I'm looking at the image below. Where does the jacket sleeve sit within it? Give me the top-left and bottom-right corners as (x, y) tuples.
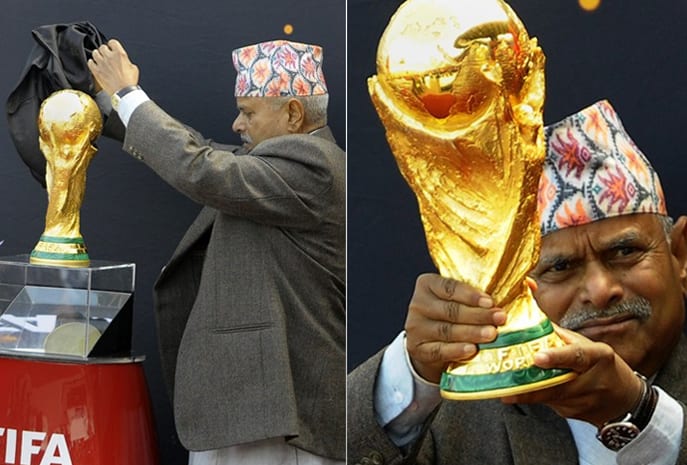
(122, 100), (342, 228)
(348, 350), (439, 465)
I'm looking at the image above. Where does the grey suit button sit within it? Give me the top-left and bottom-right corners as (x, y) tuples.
(359, 451), (384, 465)
(128, 147), (142, 159)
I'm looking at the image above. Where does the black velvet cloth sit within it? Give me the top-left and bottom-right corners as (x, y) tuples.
(6, 21), (125, 187)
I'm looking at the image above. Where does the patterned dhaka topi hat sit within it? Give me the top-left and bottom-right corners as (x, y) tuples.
(231, 39), (328, 97)
(538, 100), (667, 236)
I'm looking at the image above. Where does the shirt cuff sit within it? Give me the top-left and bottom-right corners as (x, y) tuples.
(616, 386), (683, 465)
(374, 331), (442, 447)
(116, 88), (150, 127)
(375, 332), (416, 426)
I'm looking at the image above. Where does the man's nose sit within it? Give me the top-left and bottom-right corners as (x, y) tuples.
(232, 115), (243, 134)
(579, 261), (624, 310)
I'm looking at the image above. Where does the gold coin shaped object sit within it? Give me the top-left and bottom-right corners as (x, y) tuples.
(44, 322), (101, 356)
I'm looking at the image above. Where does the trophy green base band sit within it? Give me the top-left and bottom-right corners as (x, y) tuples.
(30, 235), (90, 267)
(440, 319), (577, 400)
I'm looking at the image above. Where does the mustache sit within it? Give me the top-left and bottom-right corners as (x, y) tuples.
(558, 297), (652, 331)
(241, 134), (253, 145)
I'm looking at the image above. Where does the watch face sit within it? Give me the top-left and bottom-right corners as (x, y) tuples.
(598, 422), (640, 451)
(111, 94), (120, 112)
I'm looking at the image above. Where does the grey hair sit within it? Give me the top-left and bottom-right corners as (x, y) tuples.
(268, 94), (329, 126)
(660, 215), (674, 240)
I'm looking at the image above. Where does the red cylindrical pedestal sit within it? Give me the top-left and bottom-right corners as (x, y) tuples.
(0, 356), (159, 465)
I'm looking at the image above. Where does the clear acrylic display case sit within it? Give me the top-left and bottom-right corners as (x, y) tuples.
(0, 254), (135, 360)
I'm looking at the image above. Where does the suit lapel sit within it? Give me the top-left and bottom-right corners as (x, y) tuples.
(655, 335), (687, 462)
(503, 404), (579, 465)
(656, 335), (687, 399)
(158, 206), (216, 281)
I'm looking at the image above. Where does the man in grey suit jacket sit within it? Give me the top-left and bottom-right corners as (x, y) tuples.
(89, 38), (344, 464)
(348, 101), (687, 464)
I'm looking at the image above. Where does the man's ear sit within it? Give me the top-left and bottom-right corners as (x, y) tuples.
(670, 216), (687, 293)
(286, 98), (305, 133)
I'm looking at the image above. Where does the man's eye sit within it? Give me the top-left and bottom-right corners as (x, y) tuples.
(617, 246), (638, 256)
(533, 259), (572, 282)
(549, 260), (570, 272)
(609, 246), (643, 261)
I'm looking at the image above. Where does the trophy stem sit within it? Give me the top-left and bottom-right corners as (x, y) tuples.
(440, 287), (576, 400)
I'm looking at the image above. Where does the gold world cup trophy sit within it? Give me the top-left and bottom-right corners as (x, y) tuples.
(30, 89), (103, 267)
(369, 0), (576, 399)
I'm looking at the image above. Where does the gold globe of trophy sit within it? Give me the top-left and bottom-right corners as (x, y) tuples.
(30, 89), (103, 268)
(369, 0), (576, 399)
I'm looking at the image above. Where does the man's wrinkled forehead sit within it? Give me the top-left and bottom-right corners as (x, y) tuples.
(236, 96), (270, 112)
(537, 213), (663, 262)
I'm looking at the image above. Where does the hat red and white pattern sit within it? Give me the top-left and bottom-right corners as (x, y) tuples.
(538, 100), (666, 236)
(232, 40), (328, 97)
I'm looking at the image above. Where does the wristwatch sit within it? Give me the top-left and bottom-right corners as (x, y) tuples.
(596, 372), (658, 451)
(110, 85), (141, 112)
